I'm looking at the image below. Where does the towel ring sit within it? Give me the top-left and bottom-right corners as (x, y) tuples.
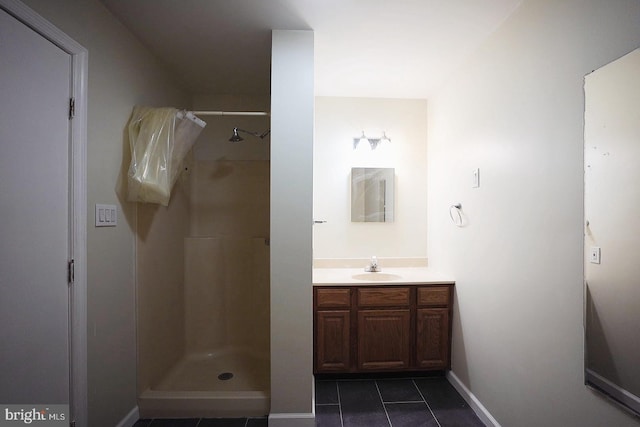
(449, 203), (463, 227)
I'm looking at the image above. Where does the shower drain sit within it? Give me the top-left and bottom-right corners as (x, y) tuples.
(218, 372), (234, 381)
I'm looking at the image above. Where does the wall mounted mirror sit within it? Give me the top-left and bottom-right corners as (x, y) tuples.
(351, 167), (395, 222)
(584, 47), (640, 416)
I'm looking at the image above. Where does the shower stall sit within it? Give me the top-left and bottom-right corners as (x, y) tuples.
(136, 102), (270, 418)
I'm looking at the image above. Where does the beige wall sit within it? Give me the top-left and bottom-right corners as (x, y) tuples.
(314, 97), (428, 260)
(19, 0), (189, 425)
(427, 0), (640, 426)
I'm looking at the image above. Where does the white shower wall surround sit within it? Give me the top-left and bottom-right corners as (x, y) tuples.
(185, 237), (270, 357)
(188, 160), (270, 238)
(139, 237), (270, 418)
(137, 156), (271, 419)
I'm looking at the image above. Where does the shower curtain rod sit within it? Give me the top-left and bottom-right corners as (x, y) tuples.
(192, 110), (270, 117)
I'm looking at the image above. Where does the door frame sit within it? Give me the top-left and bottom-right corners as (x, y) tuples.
(0, 0), (88, 425)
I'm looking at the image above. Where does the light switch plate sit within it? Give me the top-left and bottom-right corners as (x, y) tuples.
(95, 204), (117, 227)
(589, 247), (601, 264)
(472, 168), (480, 188)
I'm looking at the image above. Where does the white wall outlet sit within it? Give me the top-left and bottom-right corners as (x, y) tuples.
(472, 168), (480, 188)
(589, 246), (601, 264)
(95, 204), (117, 227)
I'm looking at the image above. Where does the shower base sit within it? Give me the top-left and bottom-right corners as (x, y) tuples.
(139, 347), (270, 418)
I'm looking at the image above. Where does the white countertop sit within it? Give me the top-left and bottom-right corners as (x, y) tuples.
(313, 267), (455, 286)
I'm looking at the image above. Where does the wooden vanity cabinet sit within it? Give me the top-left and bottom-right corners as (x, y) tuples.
(314, 284), (454, 374)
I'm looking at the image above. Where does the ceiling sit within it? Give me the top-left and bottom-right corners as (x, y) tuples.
(100, 0), (522, 99)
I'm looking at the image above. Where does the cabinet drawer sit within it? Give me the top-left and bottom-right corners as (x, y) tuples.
(357, 287), (410, 307)
(316, 288), (351, 308)
(417, 286), (450, 307)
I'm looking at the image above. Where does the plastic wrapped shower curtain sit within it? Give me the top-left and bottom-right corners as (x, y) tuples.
(127, 106), (206, 206)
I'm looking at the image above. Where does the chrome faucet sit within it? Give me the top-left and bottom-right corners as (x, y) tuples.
(365, 256), (380, 272)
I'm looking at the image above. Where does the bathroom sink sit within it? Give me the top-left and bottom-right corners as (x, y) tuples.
(352, 273), (403, 281)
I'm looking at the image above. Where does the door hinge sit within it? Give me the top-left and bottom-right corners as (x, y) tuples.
(69, 97), (75, 119)
(70, 421), (75, 427)
(68, 259), (75, 285)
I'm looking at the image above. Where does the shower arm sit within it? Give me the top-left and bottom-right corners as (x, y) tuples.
(235, 128), (270, 139)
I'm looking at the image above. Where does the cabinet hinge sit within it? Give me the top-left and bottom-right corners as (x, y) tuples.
(69, 97), (75, 119)
(68, 259), (74, 285)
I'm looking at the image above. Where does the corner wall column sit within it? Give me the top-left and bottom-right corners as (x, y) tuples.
(269, 29), (315, 427)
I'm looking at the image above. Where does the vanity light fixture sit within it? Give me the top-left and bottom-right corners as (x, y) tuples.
(352, 130), (391, 150)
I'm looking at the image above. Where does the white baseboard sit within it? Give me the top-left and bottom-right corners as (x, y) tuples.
(446, 371), (501, 427)
(586, 368), (640, 415)
(115, 406), (140, 427)
(268, 412), (315, 427)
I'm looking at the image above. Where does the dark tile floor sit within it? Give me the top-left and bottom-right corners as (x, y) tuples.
(134, 376), (484, 427)
(315, 376), (486, 427)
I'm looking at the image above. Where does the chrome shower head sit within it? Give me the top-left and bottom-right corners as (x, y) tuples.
(229, 128), (244, 142)
(228, 127), (270, 142)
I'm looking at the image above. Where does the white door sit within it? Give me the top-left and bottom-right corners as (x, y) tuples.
(0, 7), (72, 404)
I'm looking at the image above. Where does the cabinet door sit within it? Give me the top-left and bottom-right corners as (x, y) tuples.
(358, 309), (410, 370)
(315, 310), (351, 372)
(416, 308), (450, 369)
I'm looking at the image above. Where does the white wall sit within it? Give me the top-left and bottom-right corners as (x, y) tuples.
(314, 97), (428, 260)
(427, 0), (640, 426)
(19, 1), (189, 426)
(270, 30), (315, 427)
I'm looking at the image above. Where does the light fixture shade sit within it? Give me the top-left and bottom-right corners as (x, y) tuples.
(353, 131), (368, 150)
